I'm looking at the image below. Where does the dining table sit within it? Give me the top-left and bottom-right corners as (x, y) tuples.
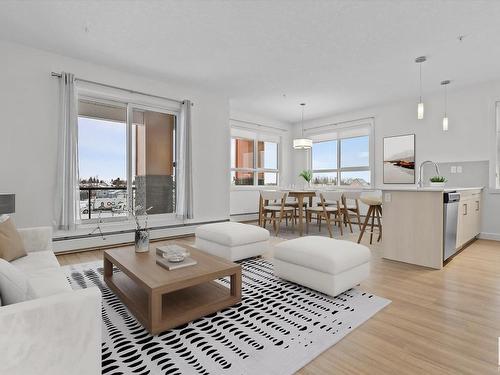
(258, 189), (316, 237)
(287, 190), (316, 236)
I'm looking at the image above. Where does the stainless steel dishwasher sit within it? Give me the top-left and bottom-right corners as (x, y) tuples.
(443, 191), (461, 261)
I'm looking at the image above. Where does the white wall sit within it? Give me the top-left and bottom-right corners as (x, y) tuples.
(0, 41), (230, 231)
(229, 110), (293, 218)
(292, 79), (500, 238)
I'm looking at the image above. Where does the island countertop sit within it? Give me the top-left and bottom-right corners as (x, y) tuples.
(378, 186), (484, 192)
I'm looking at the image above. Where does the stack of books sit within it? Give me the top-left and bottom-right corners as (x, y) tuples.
(156, 244), (197, 270)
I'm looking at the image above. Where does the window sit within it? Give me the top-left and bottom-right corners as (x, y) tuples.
(496, 102), (500, 188)
(231, 138), (255, 185)
(310, 123), (372, 187)
(230, 129), (279, 186)
(78, 98), (177, 221)
(257, 141), (278, 185)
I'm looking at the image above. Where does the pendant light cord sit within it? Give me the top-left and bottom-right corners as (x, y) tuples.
(419, 63), (423, 102)
(301, 106), (305, 136)
(444, 84), (447, 116)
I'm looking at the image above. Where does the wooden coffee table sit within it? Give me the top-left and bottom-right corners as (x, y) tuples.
(103, 244), (242, 335)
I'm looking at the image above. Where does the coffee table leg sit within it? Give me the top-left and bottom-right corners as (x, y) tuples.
(104, 256), (113, 278)
(230, 269), (242, 299)
(149, 292), (162, 335)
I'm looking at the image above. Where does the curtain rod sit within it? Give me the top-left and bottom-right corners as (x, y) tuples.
(51, 72), (191, 105)
(230, 118), (288, 133)
(304, 116), (374, 132)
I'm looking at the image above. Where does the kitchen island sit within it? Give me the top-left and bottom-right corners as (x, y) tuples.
(381, 187), (483, 269)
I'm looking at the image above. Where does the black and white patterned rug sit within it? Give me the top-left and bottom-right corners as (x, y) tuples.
(64, 258), (390, 375)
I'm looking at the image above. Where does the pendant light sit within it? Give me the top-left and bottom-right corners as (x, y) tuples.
(293, 103), (312, 149)
(441, 80), (450, 131)
(415, 56), (427, 120)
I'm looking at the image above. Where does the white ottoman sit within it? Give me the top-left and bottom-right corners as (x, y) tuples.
(273, 236), (370, 296)
(195, 222), (270, 261)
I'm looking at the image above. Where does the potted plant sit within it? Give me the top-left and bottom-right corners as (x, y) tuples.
(299, 170), (313, 188)
(429, 176), (447, 188)
(128, 205), (153, 253)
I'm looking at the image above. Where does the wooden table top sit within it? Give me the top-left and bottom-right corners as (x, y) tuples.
(287, 190), (316, 196)
(104, 244), (240, 291)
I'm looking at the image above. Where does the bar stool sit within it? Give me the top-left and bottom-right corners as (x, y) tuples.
(357, 191), (382, 244)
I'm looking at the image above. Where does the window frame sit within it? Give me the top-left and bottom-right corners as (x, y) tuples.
(230, 132), (280, 188)
(309, 121), (374, 188)
(494, 101), (500, 191)
(77, 94), (179, 223)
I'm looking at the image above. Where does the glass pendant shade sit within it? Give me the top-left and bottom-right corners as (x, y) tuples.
(417, 102), (424, 120)
(293, 138), (313, 149)
(442, 117), (449, 132)
(415, 56), (426, 120)
(441, 80), (451, 132)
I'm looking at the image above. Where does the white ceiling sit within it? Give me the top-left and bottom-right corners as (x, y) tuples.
(2, 1), (500, 122)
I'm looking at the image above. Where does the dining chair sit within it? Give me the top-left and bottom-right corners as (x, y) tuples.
(259, 190), (295, 235)
(341, 190), (363, 233)
(306, 191), (344, 237)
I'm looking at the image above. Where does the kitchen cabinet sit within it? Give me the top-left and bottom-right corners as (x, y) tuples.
(382, 187), (483, 270)
(456, 189), (481, 249)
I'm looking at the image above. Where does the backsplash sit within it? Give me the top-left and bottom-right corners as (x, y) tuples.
(422, 160), (489, 188)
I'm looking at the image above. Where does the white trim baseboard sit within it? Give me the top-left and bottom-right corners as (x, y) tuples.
(478, 232), (500, 241)
(230, 213), (259, 222)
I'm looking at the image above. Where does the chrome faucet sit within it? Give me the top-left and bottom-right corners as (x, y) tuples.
(417, 160), (441, 188)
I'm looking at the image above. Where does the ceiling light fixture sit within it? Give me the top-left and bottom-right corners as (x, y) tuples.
(293, 103), (312, 149)
(415, 56), (427, 120)
(441, 80), (451, 131)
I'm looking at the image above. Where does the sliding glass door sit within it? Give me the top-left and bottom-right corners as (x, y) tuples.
(129, 106), (176, 216)
(78, 97), (177, 222)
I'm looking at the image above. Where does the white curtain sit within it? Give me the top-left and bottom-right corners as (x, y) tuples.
(176, 100), (194, 219)
(53, 72), (79, 231)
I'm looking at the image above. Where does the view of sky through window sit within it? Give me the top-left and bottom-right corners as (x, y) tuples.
(78, 117), (127, 182)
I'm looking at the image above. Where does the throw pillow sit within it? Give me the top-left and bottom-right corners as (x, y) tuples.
(0, 259), (37, 305)
(0, 218), (27, 261)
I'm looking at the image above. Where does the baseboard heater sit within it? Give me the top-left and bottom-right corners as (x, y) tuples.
(230, 212), (259, 217)
(53, 218), (229, 242)
(52, 218), (229, 253)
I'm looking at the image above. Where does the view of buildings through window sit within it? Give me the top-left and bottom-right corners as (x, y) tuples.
(312, 135), (370, 187)
(231, 137), (279, 186)
(78, 99), (176, 220)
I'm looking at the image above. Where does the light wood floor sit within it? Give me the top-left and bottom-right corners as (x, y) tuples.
(57, 225), (500, 375)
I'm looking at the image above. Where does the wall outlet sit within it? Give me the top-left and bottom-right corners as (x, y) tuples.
(451, 166), (457, 173)
(384, 193), (392, 202)
(457, 166), (463, 173)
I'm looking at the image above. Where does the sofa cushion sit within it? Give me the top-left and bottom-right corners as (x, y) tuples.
(0, 258), (37, 305)
(26, 268), (72, 297)
(0, 218), (27, 261)
(196, 222), (270, 246)
(274, 236), (370, 275)
(10, 251), (71, 297)
(11, 250), (60, 274)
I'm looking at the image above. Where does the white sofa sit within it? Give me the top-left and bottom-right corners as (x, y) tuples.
(274, 236), (371, 297)
(0, 227), (102, 375)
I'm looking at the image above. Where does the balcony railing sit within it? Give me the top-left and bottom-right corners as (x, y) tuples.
(79, 186), (130, 220)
